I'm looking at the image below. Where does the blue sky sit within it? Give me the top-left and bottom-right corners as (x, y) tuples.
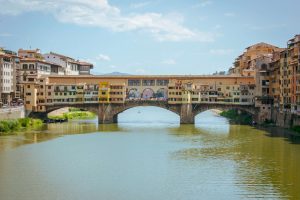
(0, 0), (299, 75)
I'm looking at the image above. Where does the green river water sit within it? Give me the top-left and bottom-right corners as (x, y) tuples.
(0, 107), (299, 200)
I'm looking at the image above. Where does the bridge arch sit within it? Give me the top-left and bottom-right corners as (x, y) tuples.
(117, 106), (180, 123)
(45, 104), (99, 115)
(98, 101), (182, 124)
(28, 103), (100, 119)
(192, 104), (258, 123)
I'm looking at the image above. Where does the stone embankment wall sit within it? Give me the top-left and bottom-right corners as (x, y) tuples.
(0, 106), (25, 120)
(271, 108), (299, 128)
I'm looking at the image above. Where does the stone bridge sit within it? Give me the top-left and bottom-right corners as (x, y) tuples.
(29, 101), (260, 124)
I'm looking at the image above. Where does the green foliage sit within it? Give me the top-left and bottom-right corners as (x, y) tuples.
(64, 111), (96, 120)
(220, 109), (253, 125)
(18, 118), (31, 127)
(0, 118), (43, 135)
(291, 126), (300, 134)
(69, 107), (81, 112)
(0, 120), (21, 133)
(49, 110), (96, 120)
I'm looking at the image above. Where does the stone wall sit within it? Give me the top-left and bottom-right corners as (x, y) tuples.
(271, 108), (293, 128)
(0, 106), (25, 121)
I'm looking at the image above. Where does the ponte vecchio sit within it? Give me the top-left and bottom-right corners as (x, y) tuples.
(23, 74), (261, 124)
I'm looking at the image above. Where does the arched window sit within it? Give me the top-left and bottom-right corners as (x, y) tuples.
(22, 64), (28, 70)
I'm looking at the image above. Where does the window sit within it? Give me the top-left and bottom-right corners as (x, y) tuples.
(29, 64), (34, 69)
(142, 80), (155, 86)
(156, 80), (169, 86)
(22, 64), (28, 69)
(128, 80), (141, 86)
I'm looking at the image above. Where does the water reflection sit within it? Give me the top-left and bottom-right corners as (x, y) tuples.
(0, 108), (300, 200)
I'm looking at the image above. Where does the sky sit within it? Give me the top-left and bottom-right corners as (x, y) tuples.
(0, 0), (299, 75)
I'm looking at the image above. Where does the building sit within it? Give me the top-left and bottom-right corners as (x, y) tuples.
(43, 52), (93, 75)
(18, 49), (44, 60)
(22, 75), (255, 114)
(288, 35), (300, 114)
(78, 61), (94, 75)
(230, 42), (282, 76)
(0, 48), (20, 106)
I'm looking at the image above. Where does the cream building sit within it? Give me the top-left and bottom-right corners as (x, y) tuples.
(0, 48), (20, 105)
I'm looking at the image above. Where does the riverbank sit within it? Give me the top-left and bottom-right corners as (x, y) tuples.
(48, 108), (96, 120)
(0, 118), (43, 136)
(219, 109), (300, 142)
(220, 109), (252, 125)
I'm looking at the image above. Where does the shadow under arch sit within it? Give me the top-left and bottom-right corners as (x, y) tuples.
(29, 103), (100, 119)
(192, 104), (257, 124)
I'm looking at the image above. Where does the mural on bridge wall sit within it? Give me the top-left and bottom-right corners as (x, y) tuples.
(127, 88), (168, 100)
(156, 88), (168, 100)
(142, 88), (154, 99)
(127, 88), (140, 99)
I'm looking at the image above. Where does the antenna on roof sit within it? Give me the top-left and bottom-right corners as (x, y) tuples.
(29, 45), (31, 50)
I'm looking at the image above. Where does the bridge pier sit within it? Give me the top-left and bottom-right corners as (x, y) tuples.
(180, 104), (195, 124)
(98, 104), (118, 124)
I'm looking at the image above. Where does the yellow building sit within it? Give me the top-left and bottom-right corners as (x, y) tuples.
(99, 82), (110, 103)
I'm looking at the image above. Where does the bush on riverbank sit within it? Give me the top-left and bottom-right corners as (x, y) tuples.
(0, 118), (43, 135)
(291, 126), (300, 135)
(64, 111), (96, 120)
(48, 110), (96, 120)
(220, 109), (252, 125)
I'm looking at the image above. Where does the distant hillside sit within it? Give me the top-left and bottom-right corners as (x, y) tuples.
(104, 72), (131, 76)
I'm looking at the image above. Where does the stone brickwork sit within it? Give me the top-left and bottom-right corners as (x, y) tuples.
(0, 106), (25, 120)
(30, 101), (260, 124)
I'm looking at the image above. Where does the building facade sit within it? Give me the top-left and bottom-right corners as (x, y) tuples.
(0, 48), (20, 106)
(23, 75), (255, 114)
(43, 52), (93, 75)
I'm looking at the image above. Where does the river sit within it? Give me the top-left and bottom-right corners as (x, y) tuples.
(0, 107), (299, 200)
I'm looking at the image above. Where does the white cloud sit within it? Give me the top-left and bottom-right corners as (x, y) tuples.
(224, 12), (236, 17)
(162, 59), (176, 65)
(195, 0), (213, 8)
(209, 49), (233, 55)
(135, 68), (147, 74)
(0, 0), (215, 42)
(130, 2), (150, 9)
(96, 54), (111, 61)
(109, 65), (116, 69)
(0, 33), (12, 37)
